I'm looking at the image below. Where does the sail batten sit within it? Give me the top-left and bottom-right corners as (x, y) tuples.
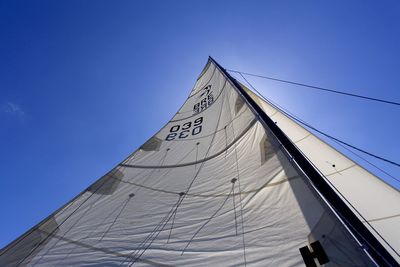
(1, 58), (398, 267)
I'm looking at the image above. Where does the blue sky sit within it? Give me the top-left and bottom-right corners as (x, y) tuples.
(1, 0), (399, 248)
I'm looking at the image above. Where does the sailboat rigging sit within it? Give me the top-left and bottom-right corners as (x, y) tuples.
(1, 57), (399, 266)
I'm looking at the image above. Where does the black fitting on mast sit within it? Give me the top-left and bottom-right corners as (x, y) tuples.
(208, 56), (399, 267)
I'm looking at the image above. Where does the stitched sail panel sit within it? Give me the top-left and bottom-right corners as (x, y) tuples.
(0, 59), (387, 266)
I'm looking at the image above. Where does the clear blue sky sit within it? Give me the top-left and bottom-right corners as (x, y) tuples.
(1, 0), (399, 248)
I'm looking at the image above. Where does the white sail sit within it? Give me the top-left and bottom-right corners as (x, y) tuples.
(0, 58), (397, 266)
(242, 84), (400, 262)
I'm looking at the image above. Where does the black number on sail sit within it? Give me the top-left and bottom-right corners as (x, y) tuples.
(166, 117), (203, 140)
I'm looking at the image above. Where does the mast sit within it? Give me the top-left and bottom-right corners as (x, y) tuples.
(1, 57), (398, 266)
(209, 56), (399, 267)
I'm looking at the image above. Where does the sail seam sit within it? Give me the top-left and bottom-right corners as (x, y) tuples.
(324, 164), (357, 177)
(365, 213), (400, 223)
(112, 175), (300, 197)
(293, 133), (312, 144)
(119, 119), (257, 169)
(33, 229), (172, 266)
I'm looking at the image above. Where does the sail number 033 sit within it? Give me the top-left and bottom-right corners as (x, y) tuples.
(165, 117), (203, 141)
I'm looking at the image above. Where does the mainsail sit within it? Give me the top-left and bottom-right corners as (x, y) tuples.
(1, 57), (399, 266)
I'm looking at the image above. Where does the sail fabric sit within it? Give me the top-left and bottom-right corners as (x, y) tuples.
(0, 59), (382, 266)
(242, 84), (400, 262)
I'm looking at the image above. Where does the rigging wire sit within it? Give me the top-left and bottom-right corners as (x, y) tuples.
(99, 195), (133, 241)
(56, 193), (127, 265)
(166, 194), (184, 244)
(236, 72), (400, 171)
(259, 87), (400, 183)
(225, 91), (248, 267)
(231, 179), (239, 236)
(228, 69), (400, 107)
(331, 138), (400, 184)
(124, 85), (230, 265)
(123, 196), (184, 266)
(16, 168), (124, 266)
(181, 186), (233, 255)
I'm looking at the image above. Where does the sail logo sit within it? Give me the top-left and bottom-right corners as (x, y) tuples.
(193, 85), (214, 114)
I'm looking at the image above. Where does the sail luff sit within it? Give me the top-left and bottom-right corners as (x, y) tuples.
(208, 56), (399, 267)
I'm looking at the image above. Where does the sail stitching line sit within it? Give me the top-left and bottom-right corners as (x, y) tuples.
(119, 119), (257, 169)
(32, 219), (297, 263)
(34, 220), (300, 266)
(32, 229), (172, 267)
(293, 133), (312, 144)
(113, 175), (301, 197)
(126, 144), (195, 174)
(324, 164), (357, 177)
(364, 213), (400, 223)
(123, 144), (197, 197)
(329, 137), (400, 188)
(266, 109), (279, 118)
(122, 145), (198, 199)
